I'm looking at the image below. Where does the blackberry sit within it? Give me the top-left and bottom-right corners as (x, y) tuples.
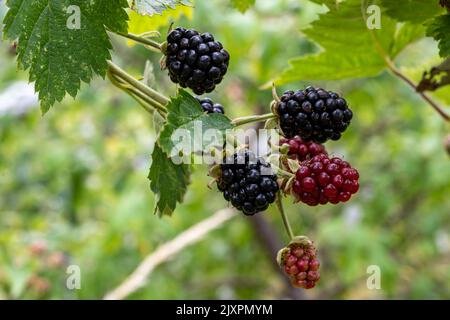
(292, 154), (359, 206)
(275, 86), (353, 143)
(217, 150), (279, 215)
(165, 27), (230, 95)
(195, 97), (224, 114)
(277, 236), (320, 289)
(280, 135), (327, 162)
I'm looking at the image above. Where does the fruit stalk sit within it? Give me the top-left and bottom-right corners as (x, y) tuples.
(276, 194), (294, 240)
(231, 113), (277, 127)
(115, 32), (163, 52)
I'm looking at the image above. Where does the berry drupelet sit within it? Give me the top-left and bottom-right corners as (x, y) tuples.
(195, 97), (224, 114)
(217, 150), (279, 215)
(165, 27), (230, 95)
(276, 86), (353, 143)
(280, 135), (327, 162)
(292, 154), (359, 206)
(277, 237), (320, 289)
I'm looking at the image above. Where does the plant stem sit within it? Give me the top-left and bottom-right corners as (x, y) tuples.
(386, 62), (450, 122)
(360, 2), (450, 123)
(276, 194), (294, 240)
(115, 32), (163, 52)
(107, 61), (169, 109)
(107, 69), (166, 116)
(231, 113), (277, 127)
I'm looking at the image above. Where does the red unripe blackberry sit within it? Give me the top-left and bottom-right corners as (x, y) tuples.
(165, 27), (230, 95)
(277, 236), (320, 289)
(275, 86), (353, 143)
(195, 97), (224, 114)
(292, 154), (359, 206)
(217, 150), (279, 215)
(280, 135), (327, 162)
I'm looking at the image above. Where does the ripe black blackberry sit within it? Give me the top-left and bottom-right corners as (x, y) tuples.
(275, 86), (353, 143)
(217, 150), (279, 215)
(165, 27), (230, 95)
(195, 97), (224, 114)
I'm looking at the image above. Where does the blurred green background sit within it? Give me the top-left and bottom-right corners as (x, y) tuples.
(0, 0), (449, 299)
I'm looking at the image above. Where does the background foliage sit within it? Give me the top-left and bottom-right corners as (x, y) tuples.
(0, 0), (449, 299)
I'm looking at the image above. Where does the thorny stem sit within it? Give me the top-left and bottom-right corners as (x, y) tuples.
(231, 113), (277, 127)
(115, 32), (163, 52)
(107, 61), (169, 113)
(276, 194), (294, 240)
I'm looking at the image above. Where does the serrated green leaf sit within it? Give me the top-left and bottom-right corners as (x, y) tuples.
(148, 143), (191, 217)
(3, 0), (129, 113)
(381, 0), (444, 24)
(159, 89), (234, 157)
(130, 0), (191, 16)
(230, 0), (255, 13)
(426, 14), (450, 57)
(276, 0), (424, 84)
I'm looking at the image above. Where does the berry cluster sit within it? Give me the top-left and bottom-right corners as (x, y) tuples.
(292, 154), (359, 206)
(276, 86), (353, 143)
(165, 27), (230, 95)
(277, 237), (320, 289)
(217, 150), (279, 215)
(280, 135), (327, 162)
(195, 97), (224, 114)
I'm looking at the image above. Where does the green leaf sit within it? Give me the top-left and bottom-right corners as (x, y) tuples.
(159, 89), (234, 157)
(381, 0), (444, 24)
(389, 23), (426, 57)
(3, 0), (129, 113)
(230, 0), (255, 13)
(148, 143), (191, 217)
(426, 14), (450, 57)
(276, 0), (424, 84)
(130, 0), (192, 16)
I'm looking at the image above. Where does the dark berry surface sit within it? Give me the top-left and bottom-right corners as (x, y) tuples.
(218, 150), (279, 215)
(195, 97), (224, 114)
(292, 154), (359, 206)
(165, 27), (230, 95)
(279, 241), (320, 289)
(277, 86), (353, 143)
(280, 135), (327, 162)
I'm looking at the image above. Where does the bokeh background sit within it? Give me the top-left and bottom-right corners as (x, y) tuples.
(0, 0), (449, 299)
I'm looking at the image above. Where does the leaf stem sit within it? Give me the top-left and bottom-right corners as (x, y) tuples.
(115, 32), (163, 52)
(231, 113), (277, 127)
(107, 61), (169, 110)
(276, 194), (294, 240)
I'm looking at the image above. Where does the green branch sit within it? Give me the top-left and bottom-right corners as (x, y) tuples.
(107, 61), (169, 115)
(231, 113), (277, 127)
(114, 31), (163, 52)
